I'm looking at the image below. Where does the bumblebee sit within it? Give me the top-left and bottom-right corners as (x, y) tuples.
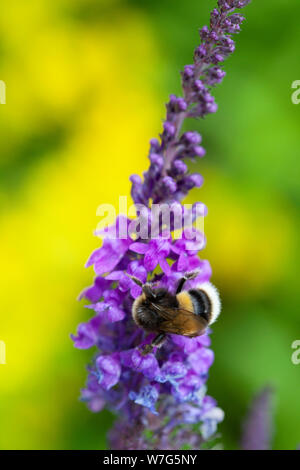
(129, 272), (221, 354)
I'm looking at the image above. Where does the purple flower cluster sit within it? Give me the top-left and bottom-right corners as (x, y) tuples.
(72, 0), (250, 450)
(73, 220), (222, 449)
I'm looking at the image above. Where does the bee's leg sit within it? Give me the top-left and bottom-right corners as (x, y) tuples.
(176, 271), (199, 294)
(126, 274), (143, 287)
(176, 277), (187, 294)
(142, 333), (166, 355)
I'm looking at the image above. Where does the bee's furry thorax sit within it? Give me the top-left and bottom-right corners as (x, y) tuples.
(132, 289), (178, 332)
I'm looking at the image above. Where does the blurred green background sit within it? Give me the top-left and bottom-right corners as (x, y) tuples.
(0, 0), (299, 450)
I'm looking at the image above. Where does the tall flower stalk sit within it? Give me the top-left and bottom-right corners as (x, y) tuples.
(72, 0), (251, 450)
(241, 387), (274, 450)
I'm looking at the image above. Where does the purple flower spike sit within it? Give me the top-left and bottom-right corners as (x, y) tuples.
(129, 0), (250, 206)
(241, 387), (274, 450)
(72, 0), (251, 451)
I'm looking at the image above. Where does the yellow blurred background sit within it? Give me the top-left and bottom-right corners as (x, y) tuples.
(0, 0), (299, 449)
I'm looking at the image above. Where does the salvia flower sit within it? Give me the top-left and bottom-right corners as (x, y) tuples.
(72, 0), (251, 450)
(241, 387), (274, 450)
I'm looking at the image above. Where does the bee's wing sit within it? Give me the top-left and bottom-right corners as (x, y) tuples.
(152, 304), (207, 337)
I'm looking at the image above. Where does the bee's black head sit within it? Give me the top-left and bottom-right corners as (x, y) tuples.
(132, 286), (178, 332)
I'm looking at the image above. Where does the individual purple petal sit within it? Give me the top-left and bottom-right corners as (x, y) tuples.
(183, 260), (213, 287)
(195, 334), (211, 348)
(156, 360), (187, 385)
(78, 276), (111, 302)
(174, 370), (205, 401)
(120, 348), (160, 380)
(95, 355), (122, 390)
(200, 407), (225, 439)
(130, 284), (143, 299)
(171, 229), (205, 256)
(202, 394), (217, 411)
(129, 385), (159, 415)
(87, 290), (126, 323)
(105, 260), (147, 298)
(170, 335), (204, 354)
(176, 251), (190, 272)
(188, 348), (214, 374)
(172, 401), (205, 425)
(158, 256), (172, 275)
(92, 303), (125, 323)
(143, 238), (171, 272)
(129, 260), (147, 278)
(129, 242), (148, 254)
(186, 256), (204, 271)
(80, 388), (106, 413)
(143, 252), (158, 271)
(71, 315), (101, 349)
(86, 238), (131, 275)
(128, 261), (147, 297)
(105, 271), (133, 294)
(105, 270), (124, 281)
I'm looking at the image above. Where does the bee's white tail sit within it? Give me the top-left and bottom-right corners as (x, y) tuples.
(198, 282), (221, 325)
